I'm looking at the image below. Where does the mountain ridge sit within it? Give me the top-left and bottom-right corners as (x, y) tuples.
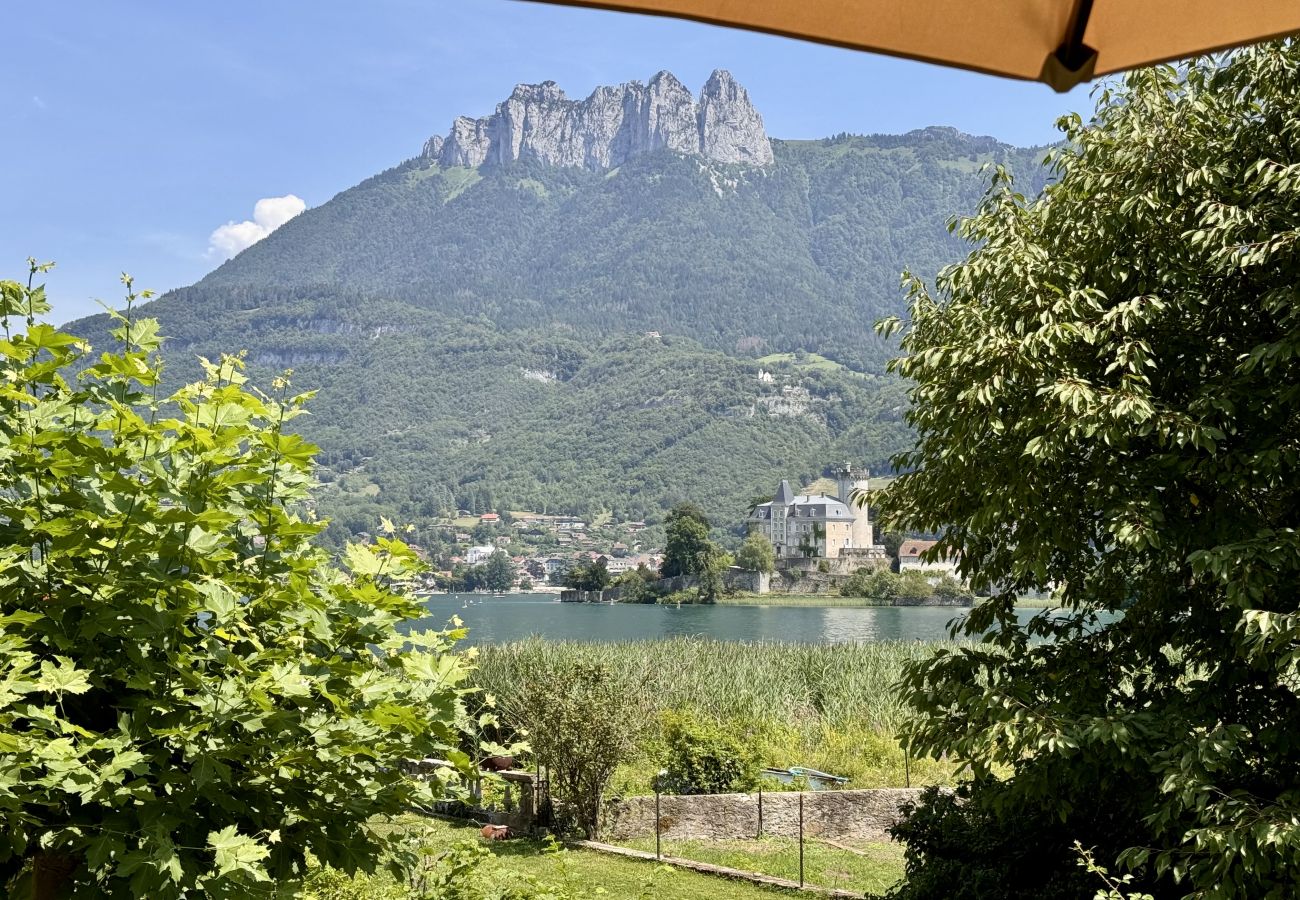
(422, 69), (773, 171)
(67, 75), (1052, 543)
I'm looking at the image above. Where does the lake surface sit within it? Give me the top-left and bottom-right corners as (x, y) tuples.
(412, 593), (1029, 645)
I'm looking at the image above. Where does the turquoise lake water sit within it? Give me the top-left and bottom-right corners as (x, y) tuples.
(411, 593), (1060, 645)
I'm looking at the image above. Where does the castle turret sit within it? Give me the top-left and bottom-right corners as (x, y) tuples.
(833, 462), (875, 549)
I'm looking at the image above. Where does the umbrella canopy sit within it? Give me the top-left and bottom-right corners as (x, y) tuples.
(522, 0), (1300, 91)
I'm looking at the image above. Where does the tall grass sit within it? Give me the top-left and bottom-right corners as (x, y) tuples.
(472, 638), (959, 790)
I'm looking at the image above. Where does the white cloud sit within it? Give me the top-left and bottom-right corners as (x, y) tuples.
(208, 194), (306, 259)
(32, 95), (47, 109)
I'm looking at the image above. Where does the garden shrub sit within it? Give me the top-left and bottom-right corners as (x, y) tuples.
(0, 265), (485, 898)
(658, 710), (761, 795)
(878, 779), (1166, 900)
(503, 657), (648, 839)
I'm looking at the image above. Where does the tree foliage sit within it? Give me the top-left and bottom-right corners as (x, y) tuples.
(565, 558), (610, 592)
(481, 550), (514, 592)
(734, 532), (776, 574)
(659, 504), (711, 578)
(660, 504), (730, 602)
(0, 266), (478, 898)
(504, 660), (647, 840)
(881, 45), (1300, 899)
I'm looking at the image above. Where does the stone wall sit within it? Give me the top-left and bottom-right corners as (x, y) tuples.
(778, 549), (889, 577)
(723, 568), (769, 593)
(603, 788), (923, 843)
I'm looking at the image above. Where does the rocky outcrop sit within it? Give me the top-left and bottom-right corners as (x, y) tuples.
(697, 70), (772, 167)
(423, 69), (773, 171)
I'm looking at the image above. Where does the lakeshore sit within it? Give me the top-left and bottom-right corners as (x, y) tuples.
(717, 592), (976, 608)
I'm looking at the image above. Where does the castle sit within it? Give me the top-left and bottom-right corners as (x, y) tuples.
(748, 464), (880, 560)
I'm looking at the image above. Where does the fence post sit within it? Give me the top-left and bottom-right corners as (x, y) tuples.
(655, 786), (661, 860)
(757, 786), (763, 838)
(798, 791), (805, 888)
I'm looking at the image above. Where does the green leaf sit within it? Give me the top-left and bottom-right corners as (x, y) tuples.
(35, 657), (92, 695)
(207, 825), (269, 880)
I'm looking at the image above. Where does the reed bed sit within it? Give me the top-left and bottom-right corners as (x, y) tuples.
(471, 637), (959, 789)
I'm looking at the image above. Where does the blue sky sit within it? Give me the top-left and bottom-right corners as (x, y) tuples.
(4, 0), (1092, 322)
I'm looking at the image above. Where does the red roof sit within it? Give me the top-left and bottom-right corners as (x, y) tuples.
(898, 539), (938, 559)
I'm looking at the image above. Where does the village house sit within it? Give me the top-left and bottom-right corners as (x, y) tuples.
(897, 539), (960, 576)
(596, 555), (636, 575)
(466, 544), (498, 565)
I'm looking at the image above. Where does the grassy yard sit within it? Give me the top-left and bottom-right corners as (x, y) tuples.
(621, 834), (906, 896)
(304, 816), (810, 899)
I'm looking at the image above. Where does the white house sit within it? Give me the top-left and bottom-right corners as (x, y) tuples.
(897, 539), (960, 576)
(466, 545), (498, 565)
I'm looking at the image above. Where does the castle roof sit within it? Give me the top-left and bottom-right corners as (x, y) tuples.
(773, 479), (794, 505)
(750, 492), (854, 520)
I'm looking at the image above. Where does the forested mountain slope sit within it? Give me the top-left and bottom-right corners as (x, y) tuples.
(68, 72), (1049, 543)
(191, 128), (1045, 371)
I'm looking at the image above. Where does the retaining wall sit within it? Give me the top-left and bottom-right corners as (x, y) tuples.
(603, 788), (923, 843)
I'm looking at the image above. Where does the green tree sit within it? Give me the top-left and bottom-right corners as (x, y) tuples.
(506, 659), (648, 839)
(660, 504), (711, 578)
(482, 549), (514, 592)
(0, 266), (480, 898)
(881, 45), (1300, 898)
(565, 558), (610, 592)
(735, 531), (776, 574)
(880, 531), (904, 571)
(611, 566), (656, 604)
(694, 544), (732, 604)
(840, 567), (901, 601)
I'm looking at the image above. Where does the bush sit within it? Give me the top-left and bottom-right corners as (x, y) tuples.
(878, 780), (1166, 900)
(503, 658), (648, 838)
(735, 532), (776, 574)
(929, 575), (972, 604)
(0, 267), (480, 898)
(658, 711), (761, 795)
(840, 569), (904, 601)
(612, 567), (657, 603)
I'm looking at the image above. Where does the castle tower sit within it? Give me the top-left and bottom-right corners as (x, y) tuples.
(771, 478), (794, 556)
(833, 462), (875, 549)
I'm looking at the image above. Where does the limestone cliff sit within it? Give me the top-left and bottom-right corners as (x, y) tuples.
(424, 69), (773, 170)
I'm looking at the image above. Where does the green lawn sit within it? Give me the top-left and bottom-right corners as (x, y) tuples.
(303, 816), (808, 899)
(621, 834), (905, 896)
(755, 351), (869, 378)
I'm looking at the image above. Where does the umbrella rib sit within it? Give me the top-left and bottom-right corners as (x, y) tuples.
(1058, 0), (1096, 70)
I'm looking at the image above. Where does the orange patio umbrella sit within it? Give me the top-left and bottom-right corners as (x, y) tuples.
(522, 0), (1300, 91)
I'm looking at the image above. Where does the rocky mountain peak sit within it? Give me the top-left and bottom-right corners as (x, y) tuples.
(424, 69), (773, 171)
